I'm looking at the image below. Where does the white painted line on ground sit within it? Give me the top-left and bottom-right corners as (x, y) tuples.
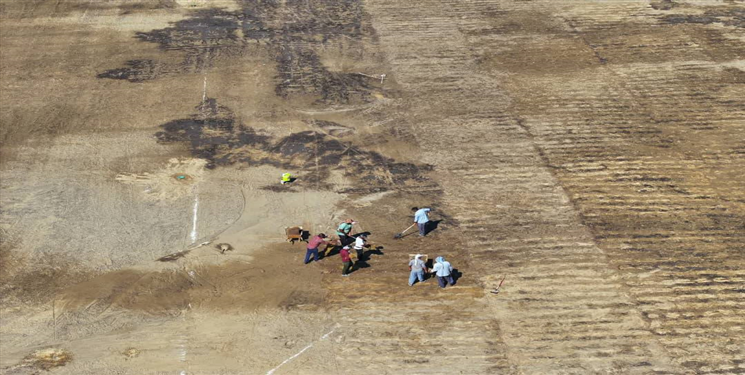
(190, 187), (199, 244)
(202, 75), (208, 105)
(265, 328), (336, 375)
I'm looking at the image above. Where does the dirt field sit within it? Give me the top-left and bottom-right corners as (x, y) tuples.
(1, 0), (743, 374)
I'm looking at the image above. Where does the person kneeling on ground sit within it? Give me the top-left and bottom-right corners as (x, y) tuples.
(408, 254), (426, 286)
(432, 256), (454, 288)
(341, 246), (353, 277)
(305, 233), (329, 264)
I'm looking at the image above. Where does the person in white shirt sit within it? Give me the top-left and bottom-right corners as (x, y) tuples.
(431, 256), (454, 288)
(353, 234), (367, 262)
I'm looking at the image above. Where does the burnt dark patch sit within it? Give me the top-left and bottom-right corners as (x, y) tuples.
(661, 7), (745, 27)
(98, 8), (245, 81)
(97, 59), (162, 82)
(274, 43), (374, 104)
(650, 0), (676, 11)
(135, 9), (241, 51)
(98, 0), (381, 104)
(156, 99), (431, 189)
(155, 98), (271, 168)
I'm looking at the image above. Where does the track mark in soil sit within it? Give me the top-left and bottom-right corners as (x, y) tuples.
(154, 99), (432, 190)
(98, 1), (382, 104)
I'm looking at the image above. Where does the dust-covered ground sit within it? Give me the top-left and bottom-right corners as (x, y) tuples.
(1, 0), (743, 374)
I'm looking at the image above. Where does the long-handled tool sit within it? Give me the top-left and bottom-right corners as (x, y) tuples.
(393, 223), (417, 239)
(490, 275), (506, 294)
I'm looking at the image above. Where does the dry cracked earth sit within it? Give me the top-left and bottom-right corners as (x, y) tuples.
(1, 0), (744, 374)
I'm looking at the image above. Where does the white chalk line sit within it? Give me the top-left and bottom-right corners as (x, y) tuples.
(190, 187), (199, 244)
(265, 328), (336, 375)
(178, 309), (189, 375)
(202, 75), (208, 105)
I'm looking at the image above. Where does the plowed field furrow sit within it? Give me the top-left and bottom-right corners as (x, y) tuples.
(486, 1), (745, 373)
(354, 1), (701, 373)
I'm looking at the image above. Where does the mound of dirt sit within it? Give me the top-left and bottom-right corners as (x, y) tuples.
(22, 348), (73, 371)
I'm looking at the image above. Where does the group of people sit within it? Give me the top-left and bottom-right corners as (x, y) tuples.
(408, 254), (455, 288)
(301, 207), (457, 287)
(303, 219), (369, 277)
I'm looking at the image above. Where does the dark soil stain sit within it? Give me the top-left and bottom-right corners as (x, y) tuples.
(155, 99), (430, 189)
(97, 59), (163, 82)
(650, 0), (677, 11)
(157, 249), (192, 262)
(98, 1), (381, 104)
(661, 6), (745, 27)
(155, 98), (271, 168)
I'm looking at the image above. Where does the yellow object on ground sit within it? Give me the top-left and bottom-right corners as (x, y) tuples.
(281, 173), (292, 183)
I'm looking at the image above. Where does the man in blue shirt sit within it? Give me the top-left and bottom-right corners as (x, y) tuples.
(432, 256), (454, 288)
(412, 207), (431, 237)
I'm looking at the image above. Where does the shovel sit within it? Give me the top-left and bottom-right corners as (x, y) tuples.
(490, 275), (506, 294)
(393, 223), (417, 239)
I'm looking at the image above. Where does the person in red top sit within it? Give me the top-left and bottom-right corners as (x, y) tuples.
(340, 246), (353, 276)
(305, 233), (329, 264)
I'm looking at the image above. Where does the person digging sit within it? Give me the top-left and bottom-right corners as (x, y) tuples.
(336, 219), (356, 246)
(304, 233), (330, 264)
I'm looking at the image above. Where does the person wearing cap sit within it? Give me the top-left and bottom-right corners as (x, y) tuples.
(304, 233), (329, 264)
(353, 234), (367, 262)
(340, 246), (353, 276)
(431, 256), (454, 288)
(336, 219), (355, 246)
(412, 207), (432, 237)
(408, 254), (427, 286)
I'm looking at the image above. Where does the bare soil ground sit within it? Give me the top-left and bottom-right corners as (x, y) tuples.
(1, 0), (743, 374)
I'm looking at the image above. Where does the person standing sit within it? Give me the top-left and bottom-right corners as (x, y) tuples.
(305, 233), (329, 264)
(353, 234), (367, 262)
(337, 219), (355, 246)
(432, 256), (454, 288)
(340, 246), (353, 277)
(412, 207), (431, 237)
(408, 254), (427, 286)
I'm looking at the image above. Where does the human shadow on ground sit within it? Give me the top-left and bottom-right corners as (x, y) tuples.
(451, 268), (462, 284)
(424, 220), (443, 235)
